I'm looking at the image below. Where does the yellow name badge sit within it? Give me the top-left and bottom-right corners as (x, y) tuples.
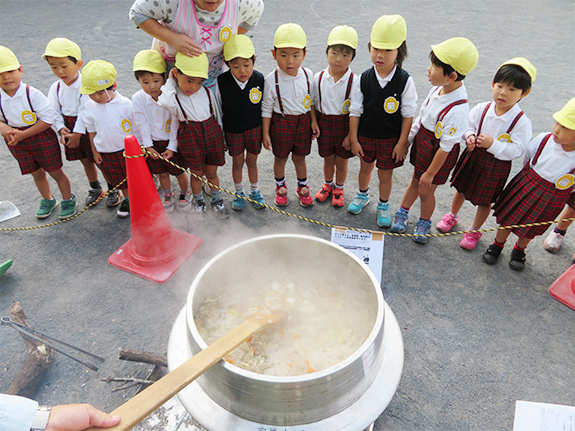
(303, 94), (311, 110)
(555, 174), (575, 190)
(341, 99), (351, 115)
(165, 119), (171, 134)
(383, 96), (399, 114)
(434, 121), (443, 139)
(249, 87), (262, 104)
(21, 110), (37, 125)
(121, 119), (132, 133)
(497, 133), (512, 143)
(447, 127), (457, 136)
(219, 26), (232, 42)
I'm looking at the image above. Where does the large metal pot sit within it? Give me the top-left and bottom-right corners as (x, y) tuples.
(167, 234), (404, 430)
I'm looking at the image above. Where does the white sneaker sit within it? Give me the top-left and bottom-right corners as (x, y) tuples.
(543, 230), (564, 253)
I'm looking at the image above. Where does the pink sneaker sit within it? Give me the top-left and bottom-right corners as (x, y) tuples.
(297, 186), (314, 207)
(436, 213), (459, 233)
(459, 230), (482, 250)
(275, 185), (288, 206)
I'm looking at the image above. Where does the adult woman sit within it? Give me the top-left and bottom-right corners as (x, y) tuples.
(129, 0), (264, 88)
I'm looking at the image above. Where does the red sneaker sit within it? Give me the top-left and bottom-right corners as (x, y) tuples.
(332, 188), (344, 207)
(275, 185), (288, 206)
(314, 183), (333, 202)
(297, 186), (314, 207)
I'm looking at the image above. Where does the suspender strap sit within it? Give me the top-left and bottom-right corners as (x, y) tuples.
(275, 68), (311, 116)
(344, 72), (354, 101)
(175, 87), (215, 122)
(506, 111), (524, 133)
(531, 133), (552, 165)
(318, 70), (324, 111)
(437, 99), (467, 123)
(0, 85), (35, 127)
(476, 102), (491, 135)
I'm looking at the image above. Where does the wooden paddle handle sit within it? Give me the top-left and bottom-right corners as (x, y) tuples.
(86, 320), (261, 431)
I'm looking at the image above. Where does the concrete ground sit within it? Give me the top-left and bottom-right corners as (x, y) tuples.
(1, 1), (574, 430)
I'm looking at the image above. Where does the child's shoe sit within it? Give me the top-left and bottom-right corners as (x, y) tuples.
(347, 192), (370, 215)
(232, 191), (246, 211)
(482, 243), (503, 265)
(459, 230), (482, 250)
(412, 218), (432, 244)
(315, 183), (333, 202)
(106, 190), (122, 207)
(275, 185), (288, 207)
(117, 199), (130, 219)
(35, 198), (58, 219)
(163, 191), (175, 212)
(543, 230), (564, 253)
(376, 202), (391, 228)
(297, 186), (314, 207)
(436, 213), (459, 233)
(59, 195), (77, 220)
(178, 189), (192, 211)
(249, 190), (266, 209)
(332, 188), (344, 208)
(509, 248), (526, 271)
(192, 198), (206, 213)
(211, 198), (230, 219)
(390, 208), (409, 233)
(85, 188), (104, 206)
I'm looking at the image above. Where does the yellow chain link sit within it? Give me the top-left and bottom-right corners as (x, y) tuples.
(2, 146), (574, 237)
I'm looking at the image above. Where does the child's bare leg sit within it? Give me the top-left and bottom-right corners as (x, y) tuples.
(399, 175), (420, 210)
(80, 158), (99, 183)
(48, 168), (72, 200)
(245, 152), (259, 184)
(358, 159), (375, 191)
(377, 169), (393, 201)
(190, 170), (204, 195)
(30, 168), (53, 200)
(472, 204), (492, 229)
(291, 154), (307, 179)
(158, 172), (171, 191)
(273, 156), (288, 179)
(334, 155), (348, 185)
(176, 172), (189, 191)
(322, 154), (336, 183)
(516, 237), (531, 249)
(556, 205), (575, 231)
(232, 153), (245, 185)
(450, 190), (466, 215)
(494, 227), (512, 244)
(204, 165), (220, 193)
(122, 188), (129, 198)
(419, 183), (439, 220)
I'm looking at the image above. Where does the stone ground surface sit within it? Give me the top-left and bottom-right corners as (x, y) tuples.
(1, 1), (574, 430)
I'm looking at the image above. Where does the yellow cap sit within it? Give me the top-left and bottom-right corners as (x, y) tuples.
(42, 38), (81, 61)
(370, 15), (406, 50)
(133, 49), (166, 74)
(327, 25), (358, 50)
(553, 97), (575, 131)
(274, 23), (306, 49)
(223, 35), (255, 61)
(175, 52), (209, 79)
(80, 60), (117, 94)
(499, 57), (536, 83)
(0, 46), (20, 74)
(431, 37), (478, 76)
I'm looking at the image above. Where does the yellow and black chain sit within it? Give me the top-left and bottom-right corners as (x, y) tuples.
(2, 146), (574, 237)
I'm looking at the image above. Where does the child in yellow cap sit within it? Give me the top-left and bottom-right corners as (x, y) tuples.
(482, 97), (575, 271)
(81, 60), (133, 218)
(43, 38), (105, 208)
(347, 15), (418, 227)
(439, 58), (536, 250)
(157, 52), (229, 218)
(216, 34), (266, 211)
(0, 45), (77, 220)
(311, 25), (361, 209)
(391, 37), (479, 243)
(262, 23), (318, 207)
(132, 49), (190, 213)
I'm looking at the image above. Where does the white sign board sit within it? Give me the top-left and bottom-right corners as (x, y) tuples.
(513, 400), (575, 431)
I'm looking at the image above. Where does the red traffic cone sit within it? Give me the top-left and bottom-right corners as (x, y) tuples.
(108, 135), (202, 283)
(549, 264), (575, 310)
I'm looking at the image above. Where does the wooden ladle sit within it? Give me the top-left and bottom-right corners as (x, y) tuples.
(87, 310), (284, 431)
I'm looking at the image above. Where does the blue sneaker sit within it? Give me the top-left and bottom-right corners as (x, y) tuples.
(347, 192), (370, 215)
(232, 190), (246, 211)
(413, 218), (432, 244)
(249, 189), (266, 210)
(390, 208), (409, 233)
(377, 202), (391, 228)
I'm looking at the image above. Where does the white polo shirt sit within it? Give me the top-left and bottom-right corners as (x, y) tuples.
(132, 89), (177, 151)
(262, 67), (313, 117)
(0, 83), (57, 128)
(47, 72), (88, 134)
(311, 67), (362, 116)
(525, 133), (575, 184)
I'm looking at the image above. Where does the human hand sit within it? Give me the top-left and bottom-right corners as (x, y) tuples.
(465, 134), (476, 152)
(93, 150), (103, 165)
(476, 134), (494, 149)
(262, 135), (272, 151)
(311, 121), (320, 139)
(45, 403), (121, 431)
(6, 129), (23, 146)
(59, 127), (72, 145)
(342, 135), (351, 151)
(419, 172), (434, 188)
(169, 33), (203, 58)
(350, 139), (364, 157)
(392, 141), (409, 162)
(161, 149), (174, 160)
(66, 133), (81, 148)
(147, 147), (161, 159)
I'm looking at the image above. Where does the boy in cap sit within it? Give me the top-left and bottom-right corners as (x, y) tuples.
(439, 57), (536, 250)
(132, 49), (190, 213)
(391, 37), (479, 243)
(0, 45), (77, 220)
(262, 23), (318, 207)
(81, 60), (133, 218)
(483, 97), (575, 271)
(158, 52), (229, 219)
(43, 38), (105, 208)
(347, 15), (418, 225)
(311, 25), (361, 208)
(216, 34), (266, 211)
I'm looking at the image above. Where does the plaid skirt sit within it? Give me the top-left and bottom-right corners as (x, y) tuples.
(568, 192), (575, 210)
(410, 126), (459, 185)
(451, 147), (512, 206)
(100, 150), (127, 190)
(493, 166), (573, 239)
(146, 140), (188, 176)
(270, 112), (312, 159)
(7, 127), (62, 175)
(316, 114), (353, 159)
(177, 117), (225, 172)
(359, 135), (403, 170)
(62, 115), (94, 162)
(225, 125), (262, 157)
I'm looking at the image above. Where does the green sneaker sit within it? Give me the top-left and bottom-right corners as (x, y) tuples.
(347, 192), (370, 215)
(59, 195), (77, 220)
(35, 198), (58, 219)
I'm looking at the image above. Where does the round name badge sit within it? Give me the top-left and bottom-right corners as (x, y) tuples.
(383, 96), (399, 114)
(555, 174), (575, 190)
(497, 133), (512, 143)
(165, 119), (172, 134)
(446, 126), (457, 137)
(21, 110), (37, 125)
(121, 119), (132, 133)
(249, 87), (262, 104)
(341, 99), (351, 115)
(219, 26), (232, 42)
(434, 121), (444, 139)
(303, 94), (311, 110)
